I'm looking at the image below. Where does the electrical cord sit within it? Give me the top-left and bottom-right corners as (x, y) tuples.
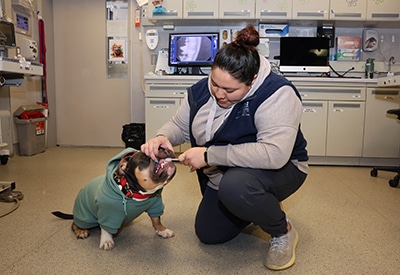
(0, 189), (23, 218)
(329, 64), (355, 78)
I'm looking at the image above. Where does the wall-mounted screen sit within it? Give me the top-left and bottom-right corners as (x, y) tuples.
(0, 20), (16, 48)
(168, 33), (219, 67)
(279, 37), (330, 73)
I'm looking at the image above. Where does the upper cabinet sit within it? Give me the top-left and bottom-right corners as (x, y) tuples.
(330, 0), (367, 21)
(149, 0), (183, 20)
(292, 0), (329, 20)
(219, 0), (256, 19)
(183, 0), (218, 19)
(366, 0), (400, 21)
(256, 0), (292, 20)
(147, 0), (400, 23)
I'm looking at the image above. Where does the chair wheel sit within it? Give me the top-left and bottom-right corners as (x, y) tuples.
(389, 175), (400, 188)
(370, 168), (377, 177)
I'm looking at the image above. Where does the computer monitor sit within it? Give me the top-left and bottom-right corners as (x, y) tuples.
(168, 32), (219, 67)
(0, 20), (16, 48)
(279, 37), (330, 73)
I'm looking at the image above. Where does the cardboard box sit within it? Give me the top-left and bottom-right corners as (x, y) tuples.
(336, 36), (361, 61)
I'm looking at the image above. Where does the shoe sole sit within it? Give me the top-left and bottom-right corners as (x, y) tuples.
(265, 229), (299, 271)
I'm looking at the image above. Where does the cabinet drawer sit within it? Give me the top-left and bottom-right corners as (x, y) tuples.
(145, 84), (188, 98)
(298, 87), (365, 101)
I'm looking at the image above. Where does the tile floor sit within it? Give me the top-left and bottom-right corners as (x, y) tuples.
(0, 146), (399, 274)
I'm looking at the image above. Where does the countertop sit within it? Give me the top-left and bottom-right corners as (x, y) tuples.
(145, 72), (379, 86)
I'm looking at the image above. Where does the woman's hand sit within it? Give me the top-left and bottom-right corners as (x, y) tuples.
(141, 135), (174, 161)
(178, 147), (208, 171)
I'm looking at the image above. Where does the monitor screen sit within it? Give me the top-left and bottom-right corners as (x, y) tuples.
(279, 37), (330, 73)
(168, 33), (219, 67)
(0, 20), (16, 48)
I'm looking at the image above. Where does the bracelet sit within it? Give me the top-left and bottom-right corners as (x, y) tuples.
(203, 148), (208, 164)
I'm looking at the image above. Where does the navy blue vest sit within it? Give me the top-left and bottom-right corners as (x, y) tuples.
(187, 72), (308, 192)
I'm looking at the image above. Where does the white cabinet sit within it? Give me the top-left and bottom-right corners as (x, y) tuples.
(363, 88), (400, 158)
(183, 0), (218, 19)
(256, 0), (292, 20)
(149, 0), (183, 20)
(145, 98), (181, 141)
(292, 0), (329, 20)
(330, 0), (367, 21)
(367, 0), (400, 21)
(219, 0), (255, 19)
(298, 85), (365, 158)
(144, 75), (204, 153)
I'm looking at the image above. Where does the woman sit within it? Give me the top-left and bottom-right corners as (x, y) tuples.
(141, 24), (308, 271)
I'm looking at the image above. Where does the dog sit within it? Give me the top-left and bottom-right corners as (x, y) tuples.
(52, 147), (176, 251)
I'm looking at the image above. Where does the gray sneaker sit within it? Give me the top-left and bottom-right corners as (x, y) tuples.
(265, 220), (299, 270)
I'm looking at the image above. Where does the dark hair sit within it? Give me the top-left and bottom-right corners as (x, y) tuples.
(212, 24), (260, 85)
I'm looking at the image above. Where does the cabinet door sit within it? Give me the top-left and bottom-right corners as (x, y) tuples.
(367, 0), (400, 21)
(292, 0), (329, 20)
(363, 88), (400, 158)
(301, 101), (328, 156)
(256, 0), (292, 19)
(149, 0), (183, 20)
(326, 101), (365, 157)
(219, 0), (255, 19)
(145, 98), (180, 140)
(183, 0), (218, 19)
(330, 0), (367, 20)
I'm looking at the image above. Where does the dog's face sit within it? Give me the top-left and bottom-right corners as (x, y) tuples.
(123, 148), (176, 193)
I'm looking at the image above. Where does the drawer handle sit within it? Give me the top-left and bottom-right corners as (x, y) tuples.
(384, 96), (396, 100)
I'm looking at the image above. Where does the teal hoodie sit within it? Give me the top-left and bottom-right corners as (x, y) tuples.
(72, 148), (164, 234)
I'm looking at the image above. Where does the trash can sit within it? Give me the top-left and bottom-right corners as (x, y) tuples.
(121, 123), (145, 149)
(14, 105), (46, 156)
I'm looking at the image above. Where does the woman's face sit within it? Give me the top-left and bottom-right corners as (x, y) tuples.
(210, 67), (255, 108)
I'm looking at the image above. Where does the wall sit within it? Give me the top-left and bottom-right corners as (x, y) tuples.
(7, 1), (400, 148)
(53, 0), (130, 147)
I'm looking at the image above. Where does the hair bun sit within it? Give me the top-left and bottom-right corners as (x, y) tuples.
(233, 24), (259, 47)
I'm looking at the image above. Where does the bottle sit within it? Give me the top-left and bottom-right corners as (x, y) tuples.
(365, 58), (374, 79)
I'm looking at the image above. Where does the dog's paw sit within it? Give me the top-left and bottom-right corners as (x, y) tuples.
(156, 228), (175, 238)
(99, 228), (115, 251)
(71, 223), (89, 239)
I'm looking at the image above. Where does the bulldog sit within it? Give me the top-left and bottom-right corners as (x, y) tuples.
(52, 147), (176, 251)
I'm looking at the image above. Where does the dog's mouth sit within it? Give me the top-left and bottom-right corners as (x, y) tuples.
(153, 158), (175, 177)
(152, 148), (176, 181)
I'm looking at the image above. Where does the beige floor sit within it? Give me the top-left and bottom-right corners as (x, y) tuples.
(0, 146), (400, 274)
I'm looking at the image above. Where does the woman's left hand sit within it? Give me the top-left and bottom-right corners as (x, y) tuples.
(178, 147), (208, 171)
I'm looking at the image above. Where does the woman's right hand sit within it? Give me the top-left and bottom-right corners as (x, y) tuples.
(141, 135), (174, 161)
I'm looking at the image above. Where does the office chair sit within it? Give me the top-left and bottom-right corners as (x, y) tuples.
(370, 108), (400, 187)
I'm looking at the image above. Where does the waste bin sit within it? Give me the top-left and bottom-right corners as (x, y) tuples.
(121, 123), (145, 149)
(14, 105), (46, 156)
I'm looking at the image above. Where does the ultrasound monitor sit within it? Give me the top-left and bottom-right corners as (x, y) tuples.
(168, 33), (219, 68)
